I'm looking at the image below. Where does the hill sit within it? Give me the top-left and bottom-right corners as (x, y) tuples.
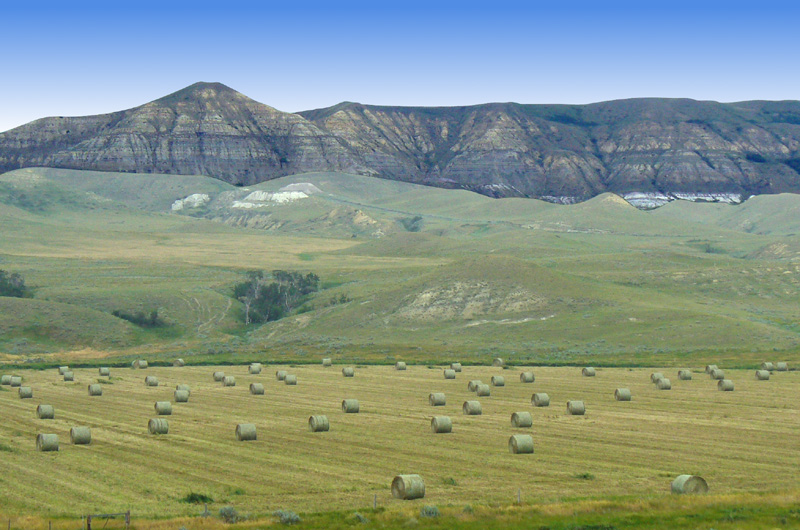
(2, 83), (800, 202)
(1, 168), (800, 365)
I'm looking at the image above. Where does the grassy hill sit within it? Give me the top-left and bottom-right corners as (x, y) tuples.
(0, 168), (799, 366)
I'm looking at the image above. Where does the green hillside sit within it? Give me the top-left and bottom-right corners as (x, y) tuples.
(0, 168), (799, 366)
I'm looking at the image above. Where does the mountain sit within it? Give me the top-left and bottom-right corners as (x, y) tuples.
(2, 82), (800, 202)
(0, 82), (365, 186)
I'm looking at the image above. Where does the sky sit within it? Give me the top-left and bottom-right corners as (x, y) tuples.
(2, 0), (800, 132)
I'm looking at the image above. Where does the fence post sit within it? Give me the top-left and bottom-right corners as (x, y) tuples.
(517, 488), (521, 504)
(373, 494), (377, 509)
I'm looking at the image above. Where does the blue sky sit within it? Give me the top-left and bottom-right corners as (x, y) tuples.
(2, 0), (799, 132)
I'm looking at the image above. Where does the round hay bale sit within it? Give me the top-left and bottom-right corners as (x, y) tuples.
(148, 418), (169, 435)
(678, 369), (693, 380)
(36, 405), (55, 419)
(614, 388), (632, 401)
(391, 474), (425, 500)
(476, 384), (491, 397)
(650, 372), (665, 383)
(18, 386), (32, 399)
(342, 399), (360, 413)
(567, 400), (586, 415)
(98, 367), (110, 377)
(428, 393), (446, 406)
(760, 362), (774, 372)
(492, 358), (504, 367)
(709, 368), (725, 380)
(462, 400), (482, 415)
(776, 362), (788, 372)
(671, 474), (708, 494)
(705, 364), (718, 374)
(131, 360), (138, 369)
(532, 393), (550, 407)
(520, 371), (534, 383)
(250, 383), (265, 395)
(235, 423), (257, 441)
(175, 384), (190, 394)
(154, 401), (173, 415)
(70, 427), (91, 445)
(322, 358), (332, 367)
(0, 374), (11, 385)
(309, 415), (330, 432)
(430, 416), (452, 433)
(63, 372), (74, 382)
(10, 376), (22, 387)
(138, 360), (148, 369)
(582, 367), (596, 377)
(145, 375), (158, 387)
(657, 378), (672, 390)
(450, 363), (462, 372)
(276, 370), (288, 380)
(58, 366), (69, 375)
(222, 376), (236, 387)
(395, 361), (407, 370)
(467, 380), (482, 392)
(36, 433), (59, 451)
(284, 374), (297, 385)
(213, 371), (225, 382)
(173, 358), (185, 367)
(342, 367), (355, 377)
(491, 375), (505, 387)
(755, 370), (770, 381)
(87, 384), (103, 396)
(174, 389), (190, 402)
(511, 411), (533, 428)
(718, 379), (734, 391)
(443, 369), (456, 379)
(508, 434), (534, 454)
(249, 363), (262, 374)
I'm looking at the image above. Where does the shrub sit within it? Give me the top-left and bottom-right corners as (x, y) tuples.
(420, 506), (440, 518)
(399, 215), (423, 232)
(219, 506), (240, 524)
(181, 492), (213, 504)
(0, 270), (29, 298)
(112, 308), (166, 328)
(273, 510), (301, 525)
(353, 512), (368, 524)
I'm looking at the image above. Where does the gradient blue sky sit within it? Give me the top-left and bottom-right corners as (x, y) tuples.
(2, 0), (799, 132)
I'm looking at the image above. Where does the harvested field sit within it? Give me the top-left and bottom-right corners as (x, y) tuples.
(0, 365), (797, 518)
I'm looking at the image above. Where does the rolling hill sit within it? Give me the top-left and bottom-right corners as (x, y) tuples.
(0, 167), (799, 365)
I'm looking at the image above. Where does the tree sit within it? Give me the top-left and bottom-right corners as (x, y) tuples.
(233, 270), (319, 324)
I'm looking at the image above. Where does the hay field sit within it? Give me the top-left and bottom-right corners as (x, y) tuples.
(0, 363), (797, 520)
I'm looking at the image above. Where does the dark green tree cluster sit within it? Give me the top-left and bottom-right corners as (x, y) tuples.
(0, 270), (30, 298)
(234, 270), (320, 324)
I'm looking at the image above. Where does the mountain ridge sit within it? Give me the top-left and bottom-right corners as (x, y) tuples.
(2, 82), (800, 202)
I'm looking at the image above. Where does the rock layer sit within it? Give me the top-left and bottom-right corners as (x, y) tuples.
(2, 82), (800, 201)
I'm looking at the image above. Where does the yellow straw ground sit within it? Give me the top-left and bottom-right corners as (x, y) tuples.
(0, 364), (797, 520)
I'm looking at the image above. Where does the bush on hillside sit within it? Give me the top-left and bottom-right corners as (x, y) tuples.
(0, 270), (30, 298)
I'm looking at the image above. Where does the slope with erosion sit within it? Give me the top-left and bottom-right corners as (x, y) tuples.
(3, 82), (800, 203)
